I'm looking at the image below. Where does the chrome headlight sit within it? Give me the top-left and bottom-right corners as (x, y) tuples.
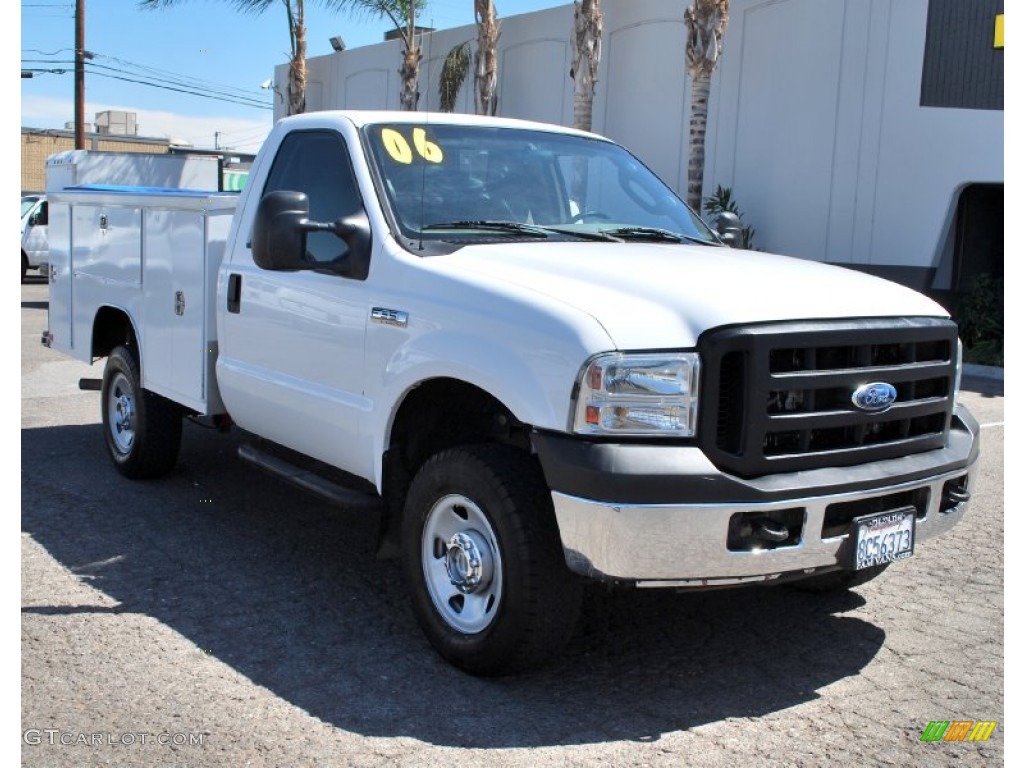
(571, 352), (700, 436)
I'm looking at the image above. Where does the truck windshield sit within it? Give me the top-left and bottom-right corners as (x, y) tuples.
(363, 123), (716, 246)
(22, 196), (40, 219)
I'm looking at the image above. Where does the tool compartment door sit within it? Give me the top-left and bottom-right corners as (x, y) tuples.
(142, 208), (209, 412)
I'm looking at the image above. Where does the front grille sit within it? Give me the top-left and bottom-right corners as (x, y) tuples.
(698, 318), (958, 477)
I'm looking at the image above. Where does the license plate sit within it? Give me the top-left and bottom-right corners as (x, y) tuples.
(853, 508), (915, 570)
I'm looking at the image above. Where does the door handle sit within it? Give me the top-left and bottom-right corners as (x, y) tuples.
(227, 273), (242, 313)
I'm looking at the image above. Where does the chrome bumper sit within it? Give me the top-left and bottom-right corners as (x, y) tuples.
(552, 463), (976, 588)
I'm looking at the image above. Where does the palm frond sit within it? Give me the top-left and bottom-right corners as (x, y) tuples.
(439, 41), (470, 112)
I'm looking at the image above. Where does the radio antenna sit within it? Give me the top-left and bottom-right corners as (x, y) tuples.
(417, 16), (435, 252)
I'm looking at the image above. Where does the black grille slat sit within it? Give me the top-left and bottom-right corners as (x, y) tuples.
(769, 360), (952, 387)
(698, 318), (958, 477)
(765, 399), (950, 430)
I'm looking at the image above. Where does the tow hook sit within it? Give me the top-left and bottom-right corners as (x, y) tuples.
(943, 485), (971, 507)
(748, 515), (790, 543)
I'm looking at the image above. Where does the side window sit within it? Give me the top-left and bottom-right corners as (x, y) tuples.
(32, 201), (48, 226)
(262, 131), (362, 265)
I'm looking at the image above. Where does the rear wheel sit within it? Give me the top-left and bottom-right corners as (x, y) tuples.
(21, 253), (27, 282)
(402, 444), (582, 675)
(101, 344), (182, 479)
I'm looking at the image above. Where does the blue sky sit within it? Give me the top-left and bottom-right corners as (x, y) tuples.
(20, 0), (563, 153)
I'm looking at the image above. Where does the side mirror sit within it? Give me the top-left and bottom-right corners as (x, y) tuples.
(252, 191), (310, 270)
(28, 212), (40, 227)
(332, 212), (372, 280)
(714, 211), (742, 248)
(252, 191), (373, 278)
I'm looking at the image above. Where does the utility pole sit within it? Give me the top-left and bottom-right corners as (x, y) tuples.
(74, 0), (85, 149)
(214, 131), (220, 150)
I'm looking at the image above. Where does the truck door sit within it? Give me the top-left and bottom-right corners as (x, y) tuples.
(218, 129), (372, 477)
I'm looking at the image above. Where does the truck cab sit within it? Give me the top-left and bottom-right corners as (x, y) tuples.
(21, 194), (48, 280)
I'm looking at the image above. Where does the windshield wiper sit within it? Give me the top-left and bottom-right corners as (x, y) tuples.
(535, 225), (622, 242)
(421, 220), (622, 242)
(421, 220), (551, 238)
(598, 226), (719, 246)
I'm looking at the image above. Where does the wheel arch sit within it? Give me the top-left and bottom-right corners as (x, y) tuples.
(376, 377), (539, 558)
(92, 305), (141, 361)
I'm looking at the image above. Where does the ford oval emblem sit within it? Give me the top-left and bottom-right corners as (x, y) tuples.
(851, 382), (898, 412)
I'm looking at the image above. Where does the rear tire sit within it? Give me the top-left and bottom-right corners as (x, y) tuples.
(789, 563), (890, 593)
(402, 444), (582, 675)
(21, 253), (27, 282)
(101, 344), (182, 479)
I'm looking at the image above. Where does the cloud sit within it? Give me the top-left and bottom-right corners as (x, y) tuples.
(21, 94), (272, 154)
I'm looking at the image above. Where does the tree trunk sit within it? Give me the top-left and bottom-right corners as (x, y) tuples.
(398, 3), (421, 111)
(686, 70), (711, 211)
(683, 0), (730, 212)
(399, 42), (421, 110)
(570, 0), (602, 132)
(474, 0), (500, 116)
(288, 21), (307, 115)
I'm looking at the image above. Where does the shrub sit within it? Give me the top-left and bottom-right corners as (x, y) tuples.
(703, 185), (757, 250)
(955, 273), (1003, 366)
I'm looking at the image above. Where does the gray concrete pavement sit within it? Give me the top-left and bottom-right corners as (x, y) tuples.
(21, 279), (1004, 767)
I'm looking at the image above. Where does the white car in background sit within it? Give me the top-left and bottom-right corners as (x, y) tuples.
(21, 194), (49, 281)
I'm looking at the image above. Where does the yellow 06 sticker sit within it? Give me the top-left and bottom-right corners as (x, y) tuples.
(381, 127), (443, 164)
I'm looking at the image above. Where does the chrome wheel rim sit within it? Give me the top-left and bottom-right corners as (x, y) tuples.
(107, 372), (135, 455)
(421, 494), (503, 634)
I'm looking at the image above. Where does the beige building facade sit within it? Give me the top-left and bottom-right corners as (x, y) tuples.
(21, 128), (170, 193)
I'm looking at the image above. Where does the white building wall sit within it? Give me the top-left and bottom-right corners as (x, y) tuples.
(277, 0), (1002, 278)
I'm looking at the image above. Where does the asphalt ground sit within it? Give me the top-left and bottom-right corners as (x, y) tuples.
(19, 278), (1006, 767)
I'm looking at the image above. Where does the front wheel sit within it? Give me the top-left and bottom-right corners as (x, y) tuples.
(101, 344), (182, 479)
(401, 444), (582, 675)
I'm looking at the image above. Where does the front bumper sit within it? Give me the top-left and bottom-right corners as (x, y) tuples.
(535, 405), (980, 587)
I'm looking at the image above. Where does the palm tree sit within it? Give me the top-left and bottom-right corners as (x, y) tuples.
(439, 41), (470, 112)
(340, 1), (426, 110)
(684, 0), (730, 211)
(474, 0), (499, 116)
(141, 0), (316, 116)
(569, 0), (602, 132)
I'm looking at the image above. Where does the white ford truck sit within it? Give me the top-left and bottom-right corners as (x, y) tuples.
(43, 111), (979, 675)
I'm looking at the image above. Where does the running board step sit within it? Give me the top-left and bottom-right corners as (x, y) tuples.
(238, 443), (382, 511)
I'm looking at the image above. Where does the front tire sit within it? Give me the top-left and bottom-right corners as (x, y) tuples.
(101, 344), (182, 479)
(21, 253), (27, 282)
(402, 444), (582, 675)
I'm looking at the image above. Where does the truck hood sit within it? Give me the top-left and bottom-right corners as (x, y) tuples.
(435, 241), (948, 349)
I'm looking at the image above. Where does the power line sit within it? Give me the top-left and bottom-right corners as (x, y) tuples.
(21, 67), (69, 75)
(22, 58), (272, 109)
(207, 124), (270, 142)
(87, 61), (271, 105)
(24, 56), (268, 102)
(95, 53), (268, 99)
(21, 47), (74, 55)
(23, 49), (269, 101)
(84, 70), (272, 110)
